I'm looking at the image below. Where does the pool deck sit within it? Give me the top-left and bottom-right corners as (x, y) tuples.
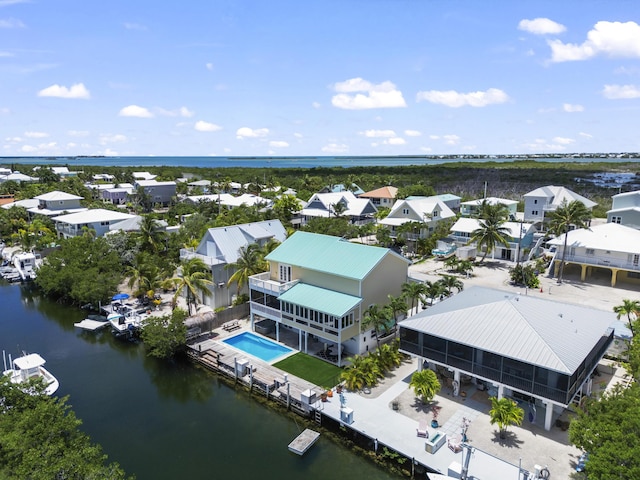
(188, 323), (598, 479)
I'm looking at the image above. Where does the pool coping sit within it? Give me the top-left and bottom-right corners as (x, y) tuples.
(222, 330), (297, 364)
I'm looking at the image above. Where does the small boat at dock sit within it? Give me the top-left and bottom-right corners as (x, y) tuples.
(2, 351), (59, 395)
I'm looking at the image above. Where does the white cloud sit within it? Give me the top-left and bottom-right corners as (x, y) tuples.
(236, 127), (269, 139)
(429, 135), (440, 140)
(579, 132), (593, 138)
(119, 105), (154, 118)
(602, 84), (640, 99)
(38, 83), (90, 99)
(420, 147), (433, 153)
(553, 136), (575, 145)
(416, 88), (509, 107)
(443, 134), (461, 145)
(194, 120), (222, 132)
(123, 22), (148, 31)
(312, 101), (321, 109)
(362, 129), (396, 138)
(549, 21), (640, 62)
(385, 137), (406, 145)
(321, 143), (349, 153)
(24, 131), (48, 138)
(67, 130), (89, 137)
(99, 134), (127, 145)
(404, 130), (421, 137)
(206, 63), (214, 71)
(518, 18), (566, 35)
(66, 142), (76, 148)
(331, 77), (406, 110)
(293, 133), (303, 139)
(5, 136), (22, 142)
(0, 0), (30, 6)
(21, 145), (37, 153)
(269, 140), (289, 148)
(563, 103), (584, 112)
(156, 106), (194, 117)
(0, 18), (25, 28)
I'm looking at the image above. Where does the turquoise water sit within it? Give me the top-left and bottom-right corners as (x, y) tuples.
(1, 154), (635, 169)
(223, 331), (293, 362)
(0, 283), (397, 480)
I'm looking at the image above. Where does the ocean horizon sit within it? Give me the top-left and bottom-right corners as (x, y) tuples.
(1, 154), (638, 169)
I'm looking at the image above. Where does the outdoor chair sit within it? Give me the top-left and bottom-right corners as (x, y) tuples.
(416, 421), (428, 438)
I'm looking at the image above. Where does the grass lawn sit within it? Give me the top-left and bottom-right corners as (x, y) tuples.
(273, 353), (343, 387)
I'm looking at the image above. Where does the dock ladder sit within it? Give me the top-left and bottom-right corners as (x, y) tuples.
(314, 408), (322, 425)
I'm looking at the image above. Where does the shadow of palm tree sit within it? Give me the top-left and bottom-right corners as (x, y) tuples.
(410, 397), (439, 416)
(490, 430), (524, 449)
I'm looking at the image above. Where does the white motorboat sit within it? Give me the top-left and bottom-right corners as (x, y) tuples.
(2, 351), (59, 395)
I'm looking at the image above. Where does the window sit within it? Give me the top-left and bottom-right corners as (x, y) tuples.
(402, 208), (409, 215)
(586, 248), (595, 256)
(432, 210), (438, 217)
(531, 210), (538, 216)
(611, 216), (622, 224)
(534, 199), (538, 204)
(279, 264), (292, 282)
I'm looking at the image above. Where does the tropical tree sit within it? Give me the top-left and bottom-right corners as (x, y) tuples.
(226, 243), (268, 292)
(340, 354), (382, 391)
(376, 339), (403, 371)
(422, 280), (445, 306)
(126, 253), (161, 297)
(613, 299), (640, 337)
(137, 215), (166, 253)
(410, 369), (441, 404)
(475, 199), (510, 222)
(387, 294), (407, 327)
(401, 281), (426, 315)
(489, 397), (524, 439)
(438, 274), (464, 296)
(272, 194), (302, 223)
(362, 304), (389, 349)
(569, 383), (640, 480)
(469, 217), (511, 263)
(140, 308), (188, 359)
(170, 257), (213, 315)
(549, 199), (592, 284)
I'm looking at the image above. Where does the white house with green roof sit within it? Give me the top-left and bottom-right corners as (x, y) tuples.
(248, 231), (410, 366)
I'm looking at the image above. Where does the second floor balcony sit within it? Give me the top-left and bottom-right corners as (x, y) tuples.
(560, 252), (640, 272)
(179, 248), (225, 267)
(249, 272), (299, 296)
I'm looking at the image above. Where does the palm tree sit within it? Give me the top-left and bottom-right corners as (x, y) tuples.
(362, 305), (389, 349)
(613, 299), (640, 337)
(126, 254), (161, 297)
(340, 355), (382, 391)
(438, 275), (464, 296)
(489, 397), (524, 439)
(170, 257), (213, 315)
(475, 199), (510, 222)
(387, 294), (408, 328)
(401, 281), (426, 315)
(137, 215), (166, 253)
(226, 243), (268, 292)
(410, 369), (441, 404)
(549, 200), (592, 284)
(469, 217), (511, 263)
(422, 280), (445, 306)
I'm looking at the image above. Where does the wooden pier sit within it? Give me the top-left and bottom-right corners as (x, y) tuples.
(288, 428), (320, 455)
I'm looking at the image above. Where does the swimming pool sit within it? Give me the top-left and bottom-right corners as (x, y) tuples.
(223, 332), (293, 362)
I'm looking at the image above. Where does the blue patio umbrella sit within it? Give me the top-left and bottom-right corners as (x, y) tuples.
(112, 293), (130, 301)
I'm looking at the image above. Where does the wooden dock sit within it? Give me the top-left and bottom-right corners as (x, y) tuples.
(288, 428), (320, 455)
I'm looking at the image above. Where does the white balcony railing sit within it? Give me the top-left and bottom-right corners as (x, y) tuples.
(560, 253), (640, 272)
(249, 272), (299, 295)
(250, 302), (282, 321)
(179, 248), (224, 266)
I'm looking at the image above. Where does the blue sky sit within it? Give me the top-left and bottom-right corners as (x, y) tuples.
(2, 0), (640, 157)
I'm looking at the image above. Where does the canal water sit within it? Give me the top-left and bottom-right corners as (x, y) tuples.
(1, 283), (396, 480)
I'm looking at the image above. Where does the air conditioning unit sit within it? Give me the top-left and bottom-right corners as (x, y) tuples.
(218, 282), (225, 288)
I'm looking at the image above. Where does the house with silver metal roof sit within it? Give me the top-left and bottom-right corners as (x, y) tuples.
(399, 287), (615, 430)
(547, 222), (640, 287)
(301, 191), (377, 225)
(181, 220), (287, 310)
(248, 231), (410, 366)
(523, 185), (596, 224)
(28, 191), (88, 217)
(52, 209), (136, 238)
(459, 196), (518, 218)
(379, 195), (456, 245)
(449, 217), (536, 262)
(607, 190), (640, 230)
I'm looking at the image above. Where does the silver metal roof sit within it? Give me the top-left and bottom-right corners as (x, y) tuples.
(400, 287), (615, 374)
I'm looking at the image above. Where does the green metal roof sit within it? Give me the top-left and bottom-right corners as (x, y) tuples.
(266, 231), (403, 280)
(278, 283), (362, 317)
